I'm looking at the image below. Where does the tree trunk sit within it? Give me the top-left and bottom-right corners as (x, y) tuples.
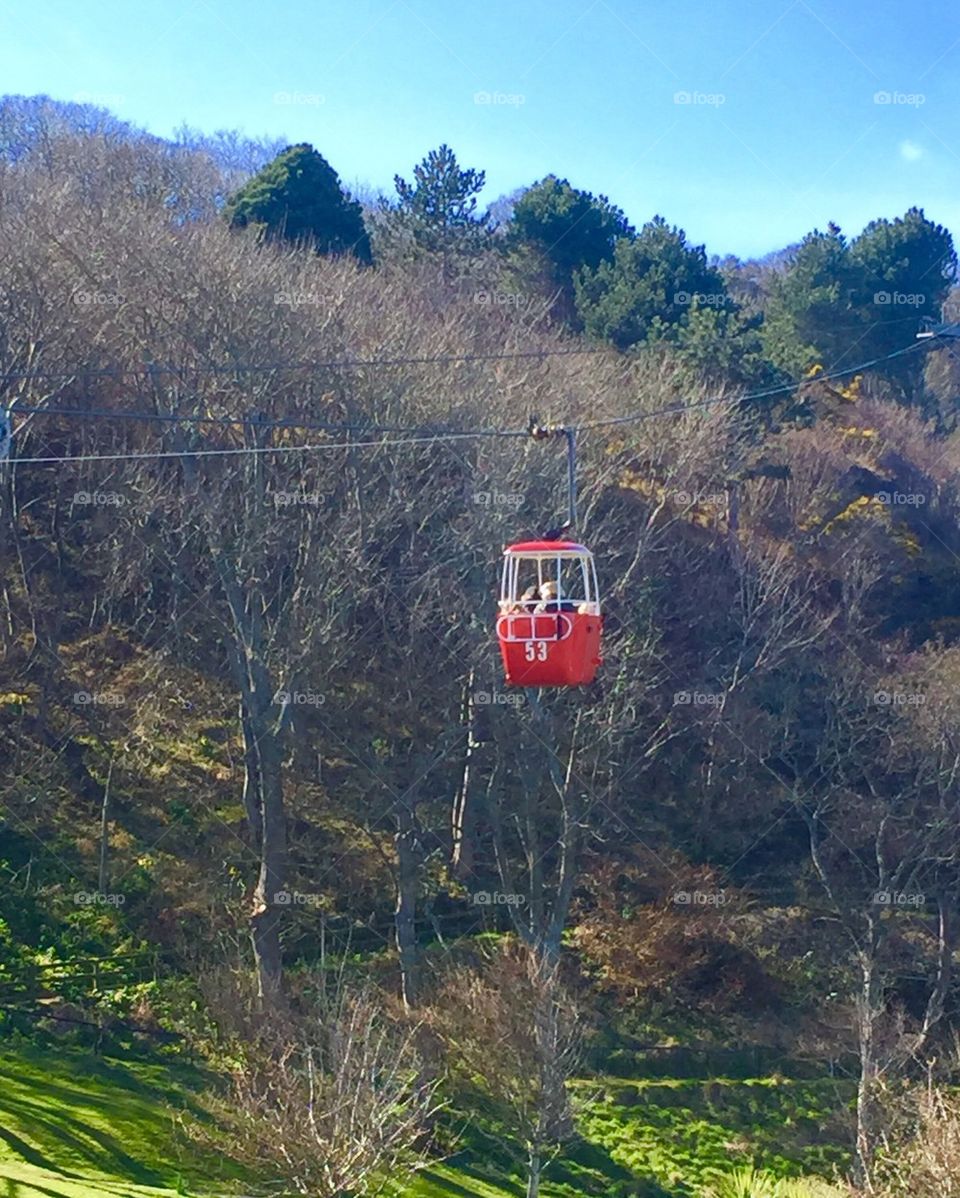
(913, 894), (955, 1057)
(97, 758), (115, 895)
(0, 465), (13, 651)
(525, 1144), (541, 1198)
(249, 719), (286, 1002)
(239, 701), (263, 848)
(726, 479), (741, 551)
(532, 950), (574, 1150)
(395, 801), (419, 1009)
(451, 670), (476, 879)
(854, 940), (882, 1189)
(177, 423), (291, 1003)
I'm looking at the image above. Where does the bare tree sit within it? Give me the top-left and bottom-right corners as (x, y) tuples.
(777, 655), (960, 1189)
(202, 980), (442, 1197)
(430, 944), (581, 1198)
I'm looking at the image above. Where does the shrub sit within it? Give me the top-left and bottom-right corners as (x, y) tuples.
(700, 1165), (847, 1197)
(873, 1086), (960, 1198)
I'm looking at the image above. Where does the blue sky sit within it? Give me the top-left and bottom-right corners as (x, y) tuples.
(2, 0), (959, 258)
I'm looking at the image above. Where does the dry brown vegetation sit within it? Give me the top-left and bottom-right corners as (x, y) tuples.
(2, 127), (960, 1194)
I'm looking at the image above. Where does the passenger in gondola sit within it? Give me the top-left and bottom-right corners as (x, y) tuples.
(534, 581), (578, 614)
(503, 585), (539, 615)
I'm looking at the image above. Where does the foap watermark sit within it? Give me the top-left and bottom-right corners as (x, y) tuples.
(475, 690), (524, 708)
(473, 290), (527, 307)
(274, 690), (326, 708)
(474, 90), (525, 107)
(73, 491), (127, 507)
(674, 291), (730, 307)
(472, 490), (523, 509)
(672, 889), (728, 907)
(874, 291), (927, 307)
(275, 291), (342, 308)
(274, 890), (324, 907)
(875, 491), (925, 507)
(74, 890), (126, 906)
(72, 289), (124, 308)
(273, 90), (325, 106)
(272, 491), (322, 508)
(73, 690), (123, 707)
(872, 690), (925, 707)
(673, 690), (724, 707)
(472, 890), (526, 906)
(873, 90), (925, 107)
(675, 488), (726, 506)
(674, 90), (725, 106)
(874, 890), (925, 908)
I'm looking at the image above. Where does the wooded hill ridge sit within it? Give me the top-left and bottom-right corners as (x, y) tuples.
(1, 93), (960, 1198)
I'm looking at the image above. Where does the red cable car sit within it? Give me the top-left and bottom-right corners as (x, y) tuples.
(496, 540), (603, 686)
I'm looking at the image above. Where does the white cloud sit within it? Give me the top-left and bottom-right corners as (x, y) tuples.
(900, 140), (924, 162)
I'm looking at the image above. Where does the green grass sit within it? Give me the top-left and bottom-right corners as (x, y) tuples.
(0, 1045), (246, 1197)
(404, 1165), (522, 1198)
(0, 1159), (187, 1198)
(401, 1074), (852, 1198)
(0, 1042), (851, 1198)
(578, 1077), (851, 1195)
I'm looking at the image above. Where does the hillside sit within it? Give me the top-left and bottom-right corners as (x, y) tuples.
(0, 1041), (853, 1198)
(0, 99), (959, 1198)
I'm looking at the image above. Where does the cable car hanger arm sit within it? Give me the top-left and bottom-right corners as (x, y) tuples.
(527, 414), (577, 531)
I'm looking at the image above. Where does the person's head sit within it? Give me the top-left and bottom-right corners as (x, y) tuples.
(539, 580), (558, 600)
(520, 585), (538, 601)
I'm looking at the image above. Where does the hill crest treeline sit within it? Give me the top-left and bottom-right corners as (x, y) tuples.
(1, 94), (960, 1196)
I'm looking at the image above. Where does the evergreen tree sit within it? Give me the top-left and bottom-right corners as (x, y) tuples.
(574, 217), (724, 350)
(675, 303), (779, 392)
(761, 223), (865, 378)
(508, 175), (633, 312)
(849, 207), (956, 396)
(226, 143), (371, 263)
(763, 211), (956, 403)
(377, 144), (493, 263)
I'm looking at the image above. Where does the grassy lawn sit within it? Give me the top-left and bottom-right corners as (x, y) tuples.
(0, 1046), (243, 1197)
(0, 1042), (851, 1198)
(401, 1073), (852, 1198)
(575, 1075), (852, 1195)
(0, 1160), (188, 1198)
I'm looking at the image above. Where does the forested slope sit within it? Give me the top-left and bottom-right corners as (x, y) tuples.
(1, 97), (959, 1197)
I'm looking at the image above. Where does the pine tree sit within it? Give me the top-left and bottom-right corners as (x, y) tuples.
(508, 176), (632, 315)
(377, 144), (493, 264)
(226, 143), (371, 263)
(574, 216), (725, 350)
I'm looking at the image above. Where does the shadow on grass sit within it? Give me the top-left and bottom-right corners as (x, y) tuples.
(0, 1050), (256, 1195)
(0, 1126), (81, 1179)
(413, 1169), (502, 1198)
(0, 1178), (75, 1198)
(0, 1169), (171, 1198)
(0, 1094), (168, 1188)
(547, 1135), (679, 1197)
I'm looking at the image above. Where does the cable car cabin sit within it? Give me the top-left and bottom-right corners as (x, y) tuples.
(497, 541), (603, 687)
